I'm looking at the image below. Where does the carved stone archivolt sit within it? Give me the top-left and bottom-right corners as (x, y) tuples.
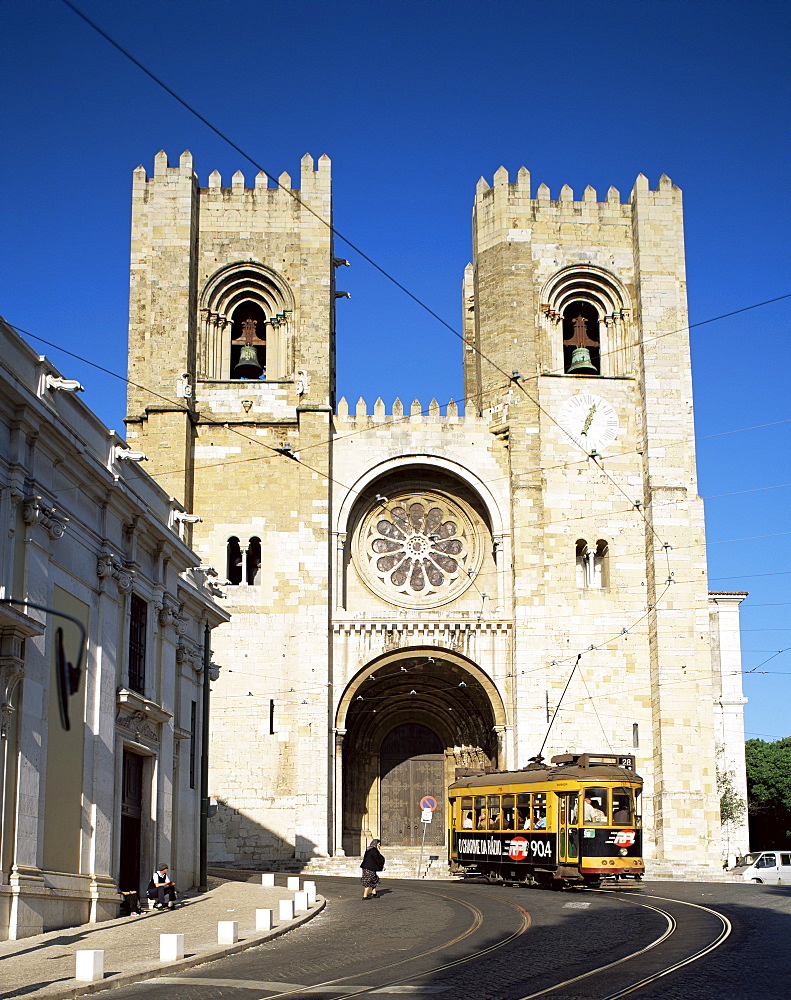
(354, 491), (483, 609)
(97, 552), (135, 592)
(22, 495), (68, 540)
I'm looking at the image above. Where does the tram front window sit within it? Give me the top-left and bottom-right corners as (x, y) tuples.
(583, 788), (607, 823)
(612, 787), (632, 825)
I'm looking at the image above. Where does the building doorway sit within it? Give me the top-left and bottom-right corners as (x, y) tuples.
(380, 723), (445, 846)
(118, 750), (144, 895)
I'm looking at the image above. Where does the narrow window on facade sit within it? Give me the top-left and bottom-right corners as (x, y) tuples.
(632, 722), (639, 749)
(576, 539), (609, 589)
(575, 540), (589, 588)
(128, 593), (147, 694)
(563, 301), (600, 375)
(246, 536), (261, 585)
(230, 301), (267, 380)
(594, 540), (609, 589)
(227, 536), (242, 585)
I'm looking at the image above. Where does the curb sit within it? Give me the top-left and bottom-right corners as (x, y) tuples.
(25, 897), (325, 1000)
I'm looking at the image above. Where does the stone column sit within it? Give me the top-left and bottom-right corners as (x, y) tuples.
(333, 729), (346, 856)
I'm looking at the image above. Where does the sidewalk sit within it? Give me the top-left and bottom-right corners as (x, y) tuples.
(0, 875), (324, 1000)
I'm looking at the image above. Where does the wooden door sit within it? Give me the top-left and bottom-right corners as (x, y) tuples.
(380, 724), (445, 846)
(119, 750), (144, 893)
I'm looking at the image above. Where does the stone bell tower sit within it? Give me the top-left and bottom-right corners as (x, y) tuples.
(462, 167), (723, 867)
(125, 150), (338, 860)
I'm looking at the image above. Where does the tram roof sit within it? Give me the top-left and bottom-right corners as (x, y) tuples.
(449, 753), (641, 790)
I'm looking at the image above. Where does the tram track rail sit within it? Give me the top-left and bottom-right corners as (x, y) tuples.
(239, 884), (531, 1000)
(155, 880), (732, 1000)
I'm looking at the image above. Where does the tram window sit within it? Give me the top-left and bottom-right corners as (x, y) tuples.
(516, 794), (530, 829)
(568, 794), (579, 825)
(501, 794), (514, 830)
(474, 796), (487, 829)
(635, 788), (642, 826)
(487, 796), (501, 829)
(583, 788), (608, 823)
(461, 796), (473, 828)
(533, 792), (547, 829)
(612, 788), (632, 824)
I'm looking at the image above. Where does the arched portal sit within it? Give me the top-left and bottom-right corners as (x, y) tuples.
(337, 648), (506, 855)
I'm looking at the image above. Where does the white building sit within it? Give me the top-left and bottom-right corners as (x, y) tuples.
(0, 316), (228, 939)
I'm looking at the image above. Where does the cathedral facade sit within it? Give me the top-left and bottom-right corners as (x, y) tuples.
(125, 151), (748, 873)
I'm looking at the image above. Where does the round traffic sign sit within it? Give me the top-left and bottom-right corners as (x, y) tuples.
(420, 795), (438, 811)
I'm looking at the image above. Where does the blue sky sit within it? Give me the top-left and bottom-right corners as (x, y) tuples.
(1, 0), (788, 742)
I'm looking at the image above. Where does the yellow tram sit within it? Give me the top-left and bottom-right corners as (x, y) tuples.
(448, 752), (644, 887)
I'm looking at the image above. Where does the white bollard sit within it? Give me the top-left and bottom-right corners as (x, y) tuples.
(75, 950), (104, 982)
(293, 890), (309, 913)
(279, 898), (295, 920)
(256, 908), (273, 931)
(218, 920), (238, 944)
(160, 933), (185, 962)
(303, 880), (317, 904)
(286, 876), (300, 891)
(261, 873), (276, 887)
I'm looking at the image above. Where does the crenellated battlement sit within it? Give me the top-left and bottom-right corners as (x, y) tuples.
(133, 149), (331, 198)
(473, 166), (678, 218)
(334, 396), (509, 429)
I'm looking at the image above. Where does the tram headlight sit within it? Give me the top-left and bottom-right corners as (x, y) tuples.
(619, 848), (628, 857)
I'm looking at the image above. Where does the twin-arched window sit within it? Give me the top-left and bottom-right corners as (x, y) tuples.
(226, 536), (262, 585)
(575, 539), (609, 590)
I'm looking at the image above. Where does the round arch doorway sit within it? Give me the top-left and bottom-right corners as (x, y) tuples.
(337, 647), (507, 856)
(380, 723), (444, 846)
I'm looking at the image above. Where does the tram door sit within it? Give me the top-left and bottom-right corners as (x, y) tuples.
(380, 723), (445, 847)
(557, 792), (579, 864)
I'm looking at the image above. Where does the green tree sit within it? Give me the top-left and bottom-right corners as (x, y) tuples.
(745, 737), (791, 847)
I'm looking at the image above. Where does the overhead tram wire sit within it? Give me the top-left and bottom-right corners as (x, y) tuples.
(14, 323), (785, 605)
(15, 326), (786, 628)
(42, 6), (791, 693)
(60, 0), (791, 412)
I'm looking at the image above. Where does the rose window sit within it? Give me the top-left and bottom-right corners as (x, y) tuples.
(356, 492), (480, 607)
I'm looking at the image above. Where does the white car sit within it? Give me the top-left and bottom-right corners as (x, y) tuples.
(730, 850), (791, 884)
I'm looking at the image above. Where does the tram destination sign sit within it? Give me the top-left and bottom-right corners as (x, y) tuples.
(454, 831), (555, 865)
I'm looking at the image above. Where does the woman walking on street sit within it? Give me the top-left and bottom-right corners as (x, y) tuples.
(361, 838), (385, 899)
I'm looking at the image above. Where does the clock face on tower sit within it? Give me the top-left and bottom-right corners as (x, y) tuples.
(557, 392), (620, 454)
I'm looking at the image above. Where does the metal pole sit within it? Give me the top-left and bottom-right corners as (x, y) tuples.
(199, 621), (211, 891)
(417, 820), (428, 878)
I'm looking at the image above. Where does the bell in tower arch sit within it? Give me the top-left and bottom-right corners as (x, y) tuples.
(230, 309), (267, 380)
(563, 302), (600, 375)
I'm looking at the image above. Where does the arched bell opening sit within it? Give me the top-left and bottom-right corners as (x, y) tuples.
(337, 648), (504, 856)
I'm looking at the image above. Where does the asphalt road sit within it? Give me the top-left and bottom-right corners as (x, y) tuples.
(102, 877), (791, 1000)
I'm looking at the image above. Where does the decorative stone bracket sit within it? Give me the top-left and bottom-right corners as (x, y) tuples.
(22, 495), (68, 540)
(157, 597), (187, 636)
(97, 552), (135, 593)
